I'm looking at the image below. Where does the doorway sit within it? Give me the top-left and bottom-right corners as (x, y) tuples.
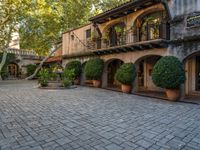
(7, 63), (18, 78)
(107, 59), (123, 88)
(196, 56), (200, 90)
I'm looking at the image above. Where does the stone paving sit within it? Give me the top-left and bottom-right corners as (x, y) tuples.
(0, 80), (200, 150)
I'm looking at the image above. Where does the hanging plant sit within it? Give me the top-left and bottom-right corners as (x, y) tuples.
(114, 26), (122, 33)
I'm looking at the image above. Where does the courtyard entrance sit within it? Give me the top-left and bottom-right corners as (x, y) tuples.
(185, 53), (200, 97)
(135, 55), (165, 98)
(107, 59), (123, 89)
(7, 63), (19, 78)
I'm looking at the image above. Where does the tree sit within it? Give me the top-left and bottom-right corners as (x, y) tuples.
(19, 0), (129, 56)
(0, 0), (31, 80)
(93, 0), (129, 14)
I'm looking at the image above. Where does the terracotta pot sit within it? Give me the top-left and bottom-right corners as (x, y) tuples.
(165, 89), (180, 101)
(93, 80), (101, 88)
(121, 84), (132, 93)
(74, 78), (80, 85)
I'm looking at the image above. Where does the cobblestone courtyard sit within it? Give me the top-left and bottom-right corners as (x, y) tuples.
(0, 81), (200, 150)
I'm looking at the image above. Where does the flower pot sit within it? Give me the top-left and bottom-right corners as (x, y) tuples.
(74, 78), (80, 85)
(165, 89), (180, 101)
(121, 84), (132, 93)
(93, 80), (101, 88)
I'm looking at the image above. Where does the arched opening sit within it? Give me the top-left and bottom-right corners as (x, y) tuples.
(134, 10), (168, 42)
(107, 59), (124, 88)
(104, 22), (126, 47)
(184, 51), (200, 97)
(7, 63), (19, 79)
(135, 55), (164, 94)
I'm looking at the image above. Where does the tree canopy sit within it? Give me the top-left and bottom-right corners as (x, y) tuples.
(0, 0), (130, 56)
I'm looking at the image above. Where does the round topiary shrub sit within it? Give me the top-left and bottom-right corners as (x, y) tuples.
(84, 58), (104, 80)
(65, 60), (82, 79)
(115, 63), (136, 85)
(152, 56), (185, 89)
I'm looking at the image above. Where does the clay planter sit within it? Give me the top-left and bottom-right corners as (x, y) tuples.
(93, 80), (101, 88)
(74, 78), (80, 85)
(165, 89), (180, 101)
(121, 84), (132, 94)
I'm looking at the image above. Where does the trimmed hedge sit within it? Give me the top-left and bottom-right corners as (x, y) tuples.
(152, 56), (186, 89)
(65, 60), (82, 78)
(84, 58), (104, 80)
(115, 63), (136, 85)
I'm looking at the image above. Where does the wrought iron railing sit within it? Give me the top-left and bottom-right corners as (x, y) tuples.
(86, 23), (170, 50)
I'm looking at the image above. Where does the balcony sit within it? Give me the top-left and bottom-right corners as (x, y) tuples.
(88, 23), (170, 55)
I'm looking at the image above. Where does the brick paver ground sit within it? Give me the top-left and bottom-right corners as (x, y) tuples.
(0, 80), (200, 150)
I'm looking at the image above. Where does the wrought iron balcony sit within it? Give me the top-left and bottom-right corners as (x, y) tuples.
(87, 23), (170, 52)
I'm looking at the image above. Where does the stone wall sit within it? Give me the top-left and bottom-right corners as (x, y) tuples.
(169, 0), (200, 18)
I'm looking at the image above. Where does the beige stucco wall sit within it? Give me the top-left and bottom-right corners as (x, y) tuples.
(62, 4), (165, 57)
(62, 24), (92, 56)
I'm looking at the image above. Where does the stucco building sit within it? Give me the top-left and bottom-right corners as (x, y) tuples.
(62, 0), (200, 99)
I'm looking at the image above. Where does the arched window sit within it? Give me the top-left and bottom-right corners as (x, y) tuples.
(139, 11), (166, 41)
(107, 22), (125, 47)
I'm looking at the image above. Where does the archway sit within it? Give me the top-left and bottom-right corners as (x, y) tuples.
(106, 59), (123, 88)
(134, 55), (163, 92)
(134, 10), (168, 42)
(183, 51), (200, 97)
(7, 63), (19, 78)
(104, 22), (126, 47)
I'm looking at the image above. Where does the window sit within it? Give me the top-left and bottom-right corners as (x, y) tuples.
(86, 29), (91, 39)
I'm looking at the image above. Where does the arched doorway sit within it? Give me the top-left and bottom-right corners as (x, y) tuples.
(184, 52), (200, 97)
(107, 59), (123, 88)
(7, 63), (19, 78)
(135, 55), (162, 92)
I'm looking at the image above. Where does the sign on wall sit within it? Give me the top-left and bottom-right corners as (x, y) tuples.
(187, 12), (200, 28)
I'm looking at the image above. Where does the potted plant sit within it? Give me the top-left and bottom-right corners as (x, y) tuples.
(115, 63), (136, 93)
(38, 69), (50, 87)
(84, 58), (104, 88)
(65, 60), (82, 85)
(152, 56), (186, 101)
(114, 26), (122, 36)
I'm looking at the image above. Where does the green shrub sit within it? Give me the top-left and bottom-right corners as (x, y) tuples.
(84, 58), (104, 80)
(65, 60), (82, 79)
(38, 69), (49, 87)
(152, 56), (186, 89)
(50, 72), (58, 81)
(0, 71), (8, 80)
(62, 78), (72, 88)
(26, 64), (37, 76)
(63, 69), (75, 81)
(115, 63), (136, 85)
